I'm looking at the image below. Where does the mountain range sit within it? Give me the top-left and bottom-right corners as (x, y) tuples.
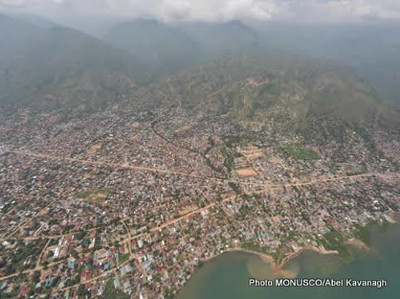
(1, 13), (400, 120)
(0, 14), (144, 113)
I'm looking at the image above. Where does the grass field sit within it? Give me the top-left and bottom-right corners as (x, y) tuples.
(280, 143), (320, 161)
(102, 278), (129, 299)
(76, 189), (110, 203)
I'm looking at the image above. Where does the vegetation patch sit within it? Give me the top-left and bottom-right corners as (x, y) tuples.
(279, 143), (320, 161)
(223, 133), (265, 148)
(76, 189), (110, 203)
(102, 278), (129, 299)
(353, 220), (390, 246)
(119, 253), (130, 264)
(221, 148), (235, 172)
(346, 163), (368, 176)
(242, 242), (268, 255)
(320, 230), (351, 261)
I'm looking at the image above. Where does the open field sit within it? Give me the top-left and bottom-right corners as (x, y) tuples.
(77, 189), (109, 203)
(236, 167), (258, 177)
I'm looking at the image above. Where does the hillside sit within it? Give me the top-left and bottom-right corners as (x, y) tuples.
(142, 57), (397, 125)
(103, 19), (202, 78)
(0, 14), (144, 113)
(249, 22), (400, 109)
(102, 19), (400, 109)
(103, 19), (258, 79)
(179, 20), (258, 55)
(117, 57), (400, 170)
(0, 14), (398, 134)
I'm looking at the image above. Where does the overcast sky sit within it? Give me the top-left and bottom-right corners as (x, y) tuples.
(1, 0), (400, 23)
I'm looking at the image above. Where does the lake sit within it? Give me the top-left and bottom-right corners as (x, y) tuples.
(177, 222), (400, 299)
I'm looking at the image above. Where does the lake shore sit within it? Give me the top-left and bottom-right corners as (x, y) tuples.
(345, 238), (373, 253)
(179, 221), (400, 299)
(218, 245), (339, 272)
(278, 246), (339, 269)
(224, 247), (275, 265)
(179, 219), (400, 298)
(200, 234), (386, 275)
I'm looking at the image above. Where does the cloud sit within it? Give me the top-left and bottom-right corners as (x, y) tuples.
(285, 0), (400, 22)
(0, 0), (27, 8)
(91, 0), (281, 22)
(1, 0), (400, 22)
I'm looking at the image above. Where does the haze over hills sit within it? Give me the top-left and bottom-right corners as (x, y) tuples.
(0, 14), (144, 113)
(249, 22), (400, 109)
(131, 56), (400, 139)
(103, 17), (400, 109)
(2, 11), (400, 110)
(5, 12), (57, 29)
(103, 19), (259, 78)
(103, 19), (202, 79)
(2, 12), (398, 157)
(178, 20), (258, 56)
(1, 12), (400, 122)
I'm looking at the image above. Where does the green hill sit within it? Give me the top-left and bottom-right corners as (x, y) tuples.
(103, 19), (258, 79)
(137, 56), (400, 132)
(103, 19), (202, 79)
(0, 14), (144, 113)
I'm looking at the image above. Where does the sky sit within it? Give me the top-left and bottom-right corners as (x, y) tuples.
(1, 0), (400, 23)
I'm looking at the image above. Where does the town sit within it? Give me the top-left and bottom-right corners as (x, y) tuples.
(0, 96), (399, 299)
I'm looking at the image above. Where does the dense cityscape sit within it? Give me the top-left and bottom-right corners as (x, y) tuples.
(1, 88), (399, 298)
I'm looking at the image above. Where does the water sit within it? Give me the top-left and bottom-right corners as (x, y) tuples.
(177, 223), (400, 299)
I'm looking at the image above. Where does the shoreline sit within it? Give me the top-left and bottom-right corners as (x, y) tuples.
(209, 245), (339, 271)
(344, 238), (373, 253)
(224, 247), (276, 265)
(278, 246), (339, 269)
(178, 219), (400, 298)
(191, 215), (400, 284)
(198, 228), (389, 273)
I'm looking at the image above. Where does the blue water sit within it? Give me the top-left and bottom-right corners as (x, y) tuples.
(177, 223), (400, 299)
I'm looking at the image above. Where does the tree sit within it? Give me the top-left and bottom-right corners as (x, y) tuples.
(32, 271), (41, 284)
(78, 284), (85, 297)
